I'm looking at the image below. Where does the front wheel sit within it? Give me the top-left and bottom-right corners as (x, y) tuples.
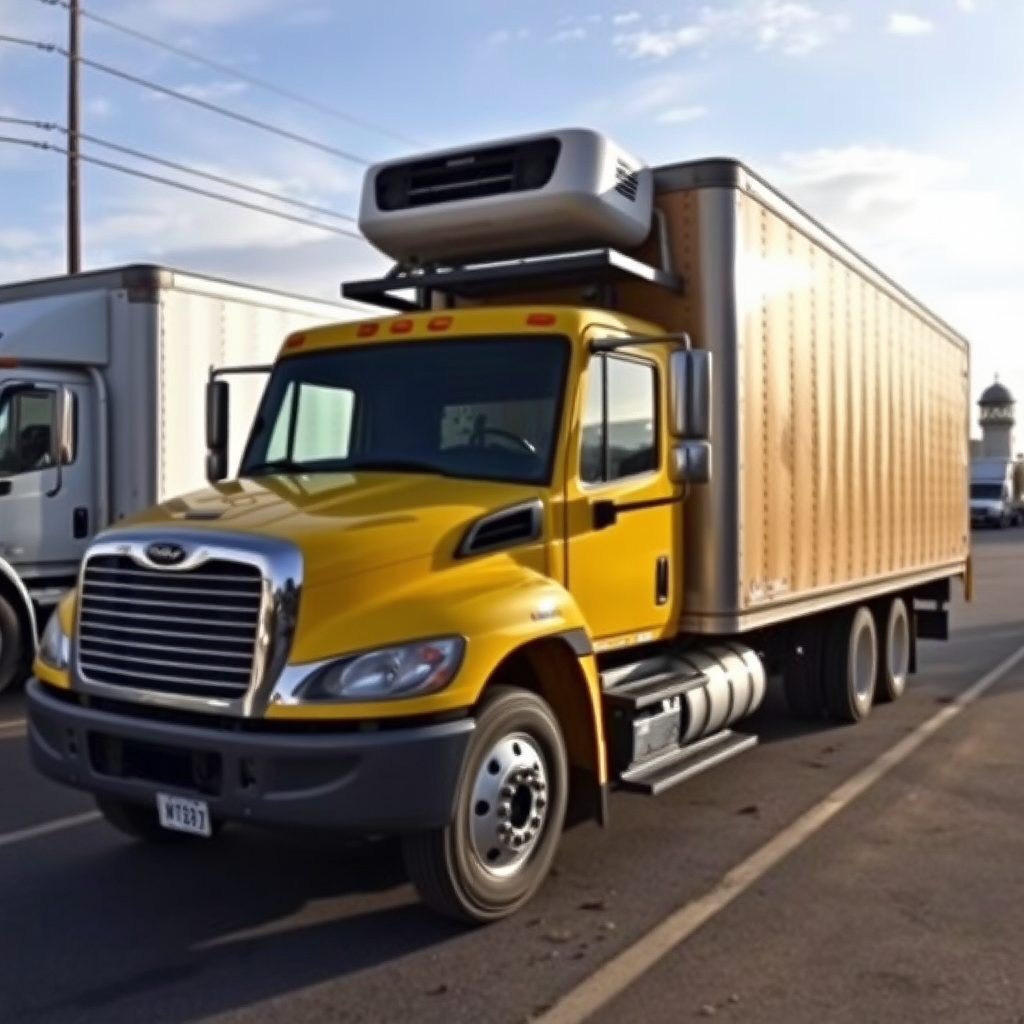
(0, 594), (26, 695)
(402, 685), (569, 925)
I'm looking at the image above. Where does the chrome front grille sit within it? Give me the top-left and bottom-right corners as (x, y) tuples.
(76, 553), (264, 702)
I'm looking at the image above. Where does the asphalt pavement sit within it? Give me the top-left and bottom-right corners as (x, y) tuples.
(1, 529), (1022, 1024)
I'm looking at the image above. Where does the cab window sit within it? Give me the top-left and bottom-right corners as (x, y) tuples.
(0, 387), (76, 478)
(579, 354), (658, 485)
(266, 381), (355, 463)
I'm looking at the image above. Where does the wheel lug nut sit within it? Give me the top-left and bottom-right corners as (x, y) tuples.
(498, 802), (510, 818)
(531, 815), (541, 828)
(500, 784), (514, 798)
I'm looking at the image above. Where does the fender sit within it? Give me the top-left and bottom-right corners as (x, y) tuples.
(0, 555), (38, 648)
(274, 563), (598, 720)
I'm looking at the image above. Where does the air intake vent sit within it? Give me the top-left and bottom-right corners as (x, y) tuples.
(456, 500), (544, 558)
(376, 138), (562, 212)
(615, 159), (640, 202)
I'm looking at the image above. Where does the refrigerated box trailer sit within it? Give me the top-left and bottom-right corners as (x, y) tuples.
(24, 128), (972, 925)
(0, 264), (376, 691)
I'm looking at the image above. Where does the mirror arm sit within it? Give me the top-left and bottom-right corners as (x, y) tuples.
(592, 493), (684, 531)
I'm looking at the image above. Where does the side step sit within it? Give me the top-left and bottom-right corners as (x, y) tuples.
(618, 730), (758, 796)
(602, 667), (708, 711)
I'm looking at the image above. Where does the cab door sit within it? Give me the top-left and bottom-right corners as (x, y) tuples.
(563, 334), (679, 645)
(0, 376), (96, 579)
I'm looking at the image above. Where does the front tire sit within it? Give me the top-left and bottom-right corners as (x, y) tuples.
(0, 594), (25, 695)
(402, 685), (569, 925)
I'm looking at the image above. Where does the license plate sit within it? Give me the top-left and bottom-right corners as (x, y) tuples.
(156, 793), (212, 837)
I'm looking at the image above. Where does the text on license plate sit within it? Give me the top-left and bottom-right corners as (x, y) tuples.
(156, 793), (212, 837)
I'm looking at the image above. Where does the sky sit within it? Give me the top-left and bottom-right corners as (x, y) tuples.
(0, 0), (1021, 430)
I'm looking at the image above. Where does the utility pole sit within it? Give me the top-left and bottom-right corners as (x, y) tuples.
(66, 0), (81, 274)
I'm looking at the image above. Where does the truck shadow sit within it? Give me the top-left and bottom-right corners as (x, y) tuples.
(4, 829), (466, 1024)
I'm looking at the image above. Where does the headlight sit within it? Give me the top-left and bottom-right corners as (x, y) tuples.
(37, 612), (70, 671)
(303, 637), (464, 701)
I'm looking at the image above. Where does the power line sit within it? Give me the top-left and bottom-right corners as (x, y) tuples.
(0, 34), (374, 166)
(0, 134), (368, 242)
(0, 115), (358, 224)
(33, 0), (426, 150)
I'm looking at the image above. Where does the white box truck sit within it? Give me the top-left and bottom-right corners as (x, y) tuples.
(0, 263), (376, 691)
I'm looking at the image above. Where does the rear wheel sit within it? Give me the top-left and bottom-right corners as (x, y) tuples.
(402, 685), (569, 925)
(0, 594), (25, 695)
(823, 605), (878, 724)
(875, 597), (911, 703)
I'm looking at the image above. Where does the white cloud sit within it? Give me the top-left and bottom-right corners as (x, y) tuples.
(613, 1), (850, 60)
(0, 0), (54, 63)
(84, 97), (115, 118)
(749, 1), (850, 54)
(655, 105), (710, 123)
(955, 0), (976, 10)
(177, 80), (249, 102)
(120, 0), (297, 28)
(0, 107), (372, 294)
(887, 12), (935, 34)
(485, 28), (530, 45)
(578, 70), (715, 141)
(769, 144), (1024, 405)
(612, 12), (642, 26)
(615, 24), (708, 59)
(549, 27), (588, 44)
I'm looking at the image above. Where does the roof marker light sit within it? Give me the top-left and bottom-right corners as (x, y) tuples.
(391, 318), (414, 334)
(357, 322), (380, 337)
(526, 312), (557, 326)
(428, 316), (453, 331)
(284, 333), (306, 349)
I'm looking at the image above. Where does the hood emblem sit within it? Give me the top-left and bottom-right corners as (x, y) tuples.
(145, 542), (188, 567)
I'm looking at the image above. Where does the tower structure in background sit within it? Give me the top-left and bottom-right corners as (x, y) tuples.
(978, 377), (1016, 458)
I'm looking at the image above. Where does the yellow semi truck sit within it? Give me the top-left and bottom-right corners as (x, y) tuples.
(25, 127), (971, 924)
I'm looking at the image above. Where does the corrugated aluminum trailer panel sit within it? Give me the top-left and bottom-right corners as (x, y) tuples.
(618, 160), (970, 633)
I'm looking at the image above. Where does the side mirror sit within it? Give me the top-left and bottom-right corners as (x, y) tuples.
(205, 379), (229, 482)
(669, 349), (712, 440)
(44, 384), (74, 498)
(50, 385), (74, 466)
(206, 449), (228, 483)
(206, 379), (229, 451)
(668, 441), (711, 486)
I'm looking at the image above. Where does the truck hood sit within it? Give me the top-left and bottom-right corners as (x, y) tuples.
(114, 472), (544, 590)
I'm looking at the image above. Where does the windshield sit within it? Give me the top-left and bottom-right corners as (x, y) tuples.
(239, 333), (570, 486)
(970, 482), (1004, 500)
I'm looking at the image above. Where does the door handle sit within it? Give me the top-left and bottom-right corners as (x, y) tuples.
(0, 480), (9, 497)
(655, 556), (669, 605)
(73, 507), (89, 539)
